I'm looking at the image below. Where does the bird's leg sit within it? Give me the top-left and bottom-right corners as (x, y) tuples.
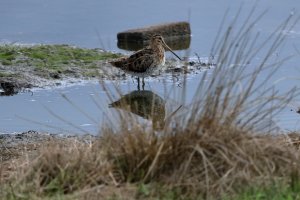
(142, 78), (145, 90)
(137, 77), (140, 91)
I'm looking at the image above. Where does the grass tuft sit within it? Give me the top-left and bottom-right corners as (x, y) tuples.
(18, 139), (111, 196)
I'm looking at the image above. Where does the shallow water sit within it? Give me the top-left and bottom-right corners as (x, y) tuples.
(1, 0), (300, 134)
(0, 75), (203, 134)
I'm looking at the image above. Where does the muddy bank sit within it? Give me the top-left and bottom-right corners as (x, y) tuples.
(0, 44), (122, 95)
(0, 130), (96, 148)
(0, 44), (211, 95)
(0, 130), (97, 162)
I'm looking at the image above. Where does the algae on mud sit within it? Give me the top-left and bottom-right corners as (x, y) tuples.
(0, 44), (121, 94)
(0, 44), (120, 70)
(0, 44), (207, 96)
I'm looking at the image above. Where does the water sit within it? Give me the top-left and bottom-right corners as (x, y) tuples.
(1, 0), (300, 134)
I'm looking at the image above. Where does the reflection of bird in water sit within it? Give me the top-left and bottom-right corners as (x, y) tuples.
(109, 90), (165, 130)
(110, 34), (182, 90)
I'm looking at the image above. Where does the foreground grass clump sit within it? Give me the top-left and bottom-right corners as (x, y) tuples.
(99, 126), (300, 199)
(1, 126), (300, 199)
(1, 11), (300, 200)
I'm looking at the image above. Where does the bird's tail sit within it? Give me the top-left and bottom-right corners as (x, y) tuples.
(109, 57), (127, 69)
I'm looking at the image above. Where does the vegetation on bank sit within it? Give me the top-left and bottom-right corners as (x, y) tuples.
(0, 71), (16, 78)
(0, 44), (120, 79)
(1, 11), (300, 200)
(1, 132), (300, 200)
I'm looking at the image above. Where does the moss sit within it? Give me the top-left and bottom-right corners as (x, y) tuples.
(0, 71), (15, 77)
(1, 60), (12, 65)
(0, 46), (17, 66)
(0, 44), (121, 79)
(83, 70), (100, 77)
(85, 64), (98, 69)
(0, 44), (120, 68)
(18, 44), (119, 71)
(0, 47), (17, 61)
(223, 174), (300, 200)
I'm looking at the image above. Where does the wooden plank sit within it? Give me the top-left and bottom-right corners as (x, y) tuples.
(117, 35), (191, 51)
(117, 22), (191, 42)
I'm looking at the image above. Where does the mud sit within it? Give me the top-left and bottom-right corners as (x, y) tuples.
(0, 131), (97, 165)
(0, 44), (212, 96)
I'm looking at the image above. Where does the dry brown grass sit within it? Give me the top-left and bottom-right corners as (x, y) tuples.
(99, 120), (300, 199)
(1, 10), (300, 200)
(2, 126), (300, 199)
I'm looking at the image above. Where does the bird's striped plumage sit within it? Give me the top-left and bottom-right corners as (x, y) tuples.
(110, 34), (181, 77)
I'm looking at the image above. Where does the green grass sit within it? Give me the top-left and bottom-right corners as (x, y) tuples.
(19, 44), (118, 70)
(0, 47), (16, 66)
(227, 180), (300, 200)
(0, 44), (120, 76)
(0, 72), (14, 77)
(135, 181), (300, 200)
(0, 49), (16, 61)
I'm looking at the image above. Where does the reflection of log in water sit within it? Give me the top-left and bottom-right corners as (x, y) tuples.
(109, 90), (165, 130)
(117, 22), (191, 51)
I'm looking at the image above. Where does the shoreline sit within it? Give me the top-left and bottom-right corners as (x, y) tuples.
(0, 44), (208, 96)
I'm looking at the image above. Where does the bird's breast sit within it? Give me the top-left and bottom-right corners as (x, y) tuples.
(155, 50), (165, 66)
(161, 54), (165, 65)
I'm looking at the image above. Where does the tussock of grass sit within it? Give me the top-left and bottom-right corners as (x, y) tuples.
(1, 11), (300, 200)
(100, 122), (300, 199)
(2, 128), (300, 199)
(18, 139), (112, 195)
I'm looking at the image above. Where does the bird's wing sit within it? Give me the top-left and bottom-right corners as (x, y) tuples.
(118, 48), (155, 73)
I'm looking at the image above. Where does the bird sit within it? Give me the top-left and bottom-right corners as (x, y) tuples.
(110, 34), (182, 90)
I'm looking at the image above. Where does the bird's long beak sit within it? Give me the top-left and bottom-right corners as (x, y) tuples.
(162, 41), (182, 61)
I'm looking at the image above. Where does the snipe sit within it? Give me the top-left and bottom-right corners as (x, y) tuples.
(110, 34), (182, 90)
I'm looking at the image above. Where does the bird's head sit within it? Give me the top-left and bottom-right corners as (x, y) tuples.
(150, 34), (182, 61)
